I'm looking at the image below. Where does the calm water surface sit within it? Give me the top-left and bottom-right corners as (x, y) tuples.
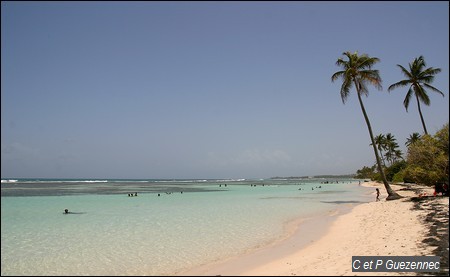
(1, 178), (372, 275)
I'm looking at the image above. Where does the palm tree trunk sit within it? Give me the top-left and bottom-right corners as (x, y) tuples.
(356, 90), (402, 200)
(416, 94), (428, 135)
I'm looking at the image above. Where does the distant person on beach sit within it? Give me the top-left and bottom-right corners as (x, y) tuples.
(376, 188), (380, 201)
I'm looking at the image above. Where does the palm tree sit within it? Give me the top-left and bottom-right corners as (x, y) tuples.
(384, 133), (402, 165)
(388, 56), (444, 135)
(405, 132), (421, 147)
(332, 51), (402, 200)
(372, 134), (387, 167)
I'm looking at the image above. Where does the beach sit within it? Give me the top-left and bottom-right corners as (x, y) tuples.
(181, 181), (449, 276)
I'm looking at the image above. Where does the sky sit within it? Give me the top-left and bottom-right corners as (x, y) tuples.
(1, 1), (449, 179)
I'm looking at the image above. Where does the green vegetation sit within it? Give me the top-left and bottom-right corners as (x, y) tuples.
(403, 123), (449, 185)
(356, 123), (449, 187)
(332, 51), (402, 200)
(355, 165), (376, 179)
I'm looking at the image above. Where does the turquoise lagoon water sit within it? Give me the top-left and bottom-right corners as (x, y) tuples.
(1, 178), (372, 276)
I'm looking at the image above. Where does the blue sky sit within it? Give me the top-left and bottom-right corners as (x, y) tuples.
(1, 1), (449, 179)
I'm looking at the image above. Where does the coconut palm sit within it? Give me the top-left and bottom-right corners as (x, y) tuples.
(332, 51), (402, 200)
(371, 134), (387, 167)
(384, 133), (403, 165)
(388, 56), (444, 135)
(405, 132), (421, 147)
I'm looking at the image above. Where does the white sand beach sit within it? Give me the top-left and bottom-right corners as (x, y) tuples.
(181, 181), (448, 276)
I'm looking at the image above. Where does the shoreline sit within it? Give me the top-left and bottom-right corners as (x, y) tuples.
(179, 205), (358, 276)
(179, 181), (448, 276)
(179, 182), (373, 276)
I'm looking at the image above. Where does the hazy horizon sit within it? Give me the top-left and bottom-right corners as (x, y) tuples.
(1, 173), (358, 180)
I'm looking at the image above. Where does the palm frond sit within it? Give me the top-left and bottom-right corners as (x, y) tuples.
(423, 83), (445, 97)
(331, 70), (345, 82)
(359, 56), (380, 70)
(340, 78), (352, 104)
(335, 58), (347, 68)
(397, 64), (413, 79)
(360, 70), (382, 90)
(420, 67), (441, 77)
(388, 80), (411, 92)
(414, 85), (431, 106)
(403, 87), (414, 111)
(418, 75), (435, 83)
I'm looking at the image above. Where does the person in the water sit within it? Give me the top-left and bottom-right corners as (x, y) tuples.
(63, 209), (85, 215)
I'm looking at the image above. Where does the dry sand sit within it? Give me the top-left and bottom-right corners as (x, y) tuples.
(180, 181), (448, 276)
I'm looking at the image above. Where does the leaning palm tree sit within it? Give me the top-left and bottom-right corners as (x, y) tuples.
(388, 56), (444, 135)
(332, 51), (402, 200)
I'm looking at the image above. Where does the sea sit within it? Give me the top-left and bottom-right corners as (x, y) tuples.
(1, 177), (373, 276)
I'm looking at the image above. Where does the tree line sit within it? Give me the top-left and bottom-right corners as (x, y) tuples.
(356, 124), (448, 186)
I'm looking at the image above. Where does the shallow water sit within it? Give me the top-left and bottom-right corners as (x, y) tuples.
(1, 178), (372, 275)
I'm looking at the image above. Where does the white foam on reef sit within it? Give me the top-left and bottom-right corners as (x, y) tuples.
(1, 179), (18, 183)
(12, 180), (109, 183)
